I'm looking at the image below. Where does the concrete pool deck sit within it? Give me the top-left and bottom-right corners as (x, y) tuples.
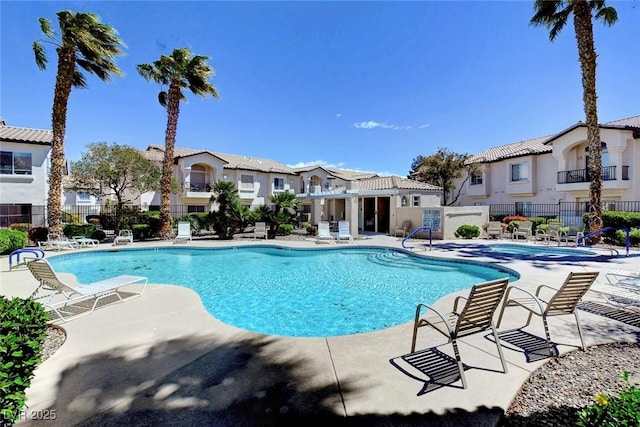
(1, 235), (639, 425)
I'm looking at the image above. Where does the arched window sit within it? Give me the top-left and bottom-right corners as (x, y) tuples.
(190, 164), (206, 191)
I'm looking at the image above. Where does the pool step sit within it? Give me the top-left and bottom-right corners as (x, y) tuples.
(367, 252), (419, 269)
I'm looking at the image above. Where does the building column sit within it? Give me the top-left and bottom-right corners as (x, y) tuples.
(346, 196), (359, 238)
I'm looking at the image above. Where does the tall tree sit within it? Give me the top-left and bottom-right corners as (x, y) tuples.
(70, 142), (161, 225)
(33, 10), (125, 234)
(137, 48), (220, 239)
(209, 180), (242, 239)
(531, 0), (617, 238)
(411, 148), (471, 206)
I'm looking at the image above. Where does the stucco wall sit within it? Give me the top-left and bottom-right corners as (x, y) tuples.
(0, 142), (50, 205)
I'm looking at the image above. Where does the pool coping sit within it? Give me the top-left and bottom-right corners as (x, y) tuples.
(2, 236), (639, 424)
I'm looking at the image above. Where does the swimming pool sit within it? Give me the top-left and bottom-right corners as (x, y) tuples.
(48, 246), (519, 337)
(488, 243), (597, 257)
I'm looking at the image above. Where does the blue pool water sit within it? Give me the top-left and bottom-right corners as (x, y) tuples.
(48, 246), (519, 337)
(488, 243), (597, 257)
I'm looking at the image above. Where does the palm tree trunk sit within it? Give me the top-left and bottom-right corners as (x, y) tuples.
(573, 0), (603, 240)
(159, 80), (181, 239)
(47, 48), (76, 235)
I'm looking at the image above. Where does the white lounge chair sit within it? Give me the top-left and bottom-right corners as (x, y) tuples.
(38, 233), (79, 251)
(512, 221), (533, 241)
(113, 229), (133, 246)
(535, 221), (562, 244)
(337, 221), (354, 243)
(254, 222), (268, 239)
(589, 269), (640, 311)
(558, 225), (584, 246)
(174, 221), (192, 244)
(486, 221), (503, 239)
(395, 220), (412, 237)
(27, 258), (147, 322)
(316, 221), (336, 244)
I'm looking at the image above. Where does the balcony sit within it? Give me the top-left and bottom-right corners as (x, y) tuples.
(184, 182), (213, 199)
(557, 166), (628, 184)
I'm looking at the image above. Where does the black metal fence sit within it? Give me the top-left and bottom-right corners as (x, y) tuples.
(0, 204), (212, 229)
(489, 201), (640, 225)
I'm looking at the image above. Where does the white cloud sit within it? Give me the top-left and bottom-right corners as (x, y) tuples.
(287, 160), (346, 169)
(353, 121), (427, 130)
(336, 113), (342, 118)
(419, 124), (430, 129)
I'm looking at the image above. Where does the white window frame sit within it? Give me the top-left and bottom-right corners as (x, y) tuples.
(77, 191), (91, 203)
(470, 171), (483, 185)
(240, 174), (254, 191)
(273, 177), (285, 191)
(412, 195), (420, 207)
(510, 162), (529, 182)
(0, 151), (32, 175)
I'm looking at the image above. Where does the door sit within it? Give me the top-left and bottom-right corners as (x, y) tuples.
(377, 197), (390, 234)
(363, 198), (375, 231)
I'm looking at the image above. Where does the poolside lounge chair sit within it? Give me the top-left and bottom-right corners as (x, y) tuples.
(589, 269), (640, 311)
(497, 271), (599, 355)
(254, 222), (268, 239)
(38, 233), (79, 251)
(411, 277), (510, 389)
(174, 221), (192, 244)
(27, 258), (147, 322)
(535, 221), (562, 244)
(558, 225), (584, 247)
(512, 221), (533, 241)
(113, 229), (133, 246)
(486, 221), (503, 239)
(337, 220), (354, 243)
(395, 220), (412, 238)
(316, 221), (336, 244)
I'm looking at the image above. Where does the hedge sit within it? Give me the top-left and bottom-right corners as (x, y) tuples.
(0, 297), (49, 424)
(0, 230), (28, 255)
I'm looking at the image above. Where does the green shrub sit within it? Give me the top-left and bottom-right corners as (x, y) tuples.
(62, 223), (96, 238)
(28, 227), (49, 245)
(0, 230), (28, 255)
(9, 223), (31, 233)
(60, 211), (81, 223)
(0, 297), (49, 424)
(91, 229), (106, 241)
(612, 228), (640, 247)
(577, 371), (640, 427)
(454, 225), (480, 239)
(279, 223), (294, 235)
(131, 224), (150, 241)
(306, 224), (317, 236)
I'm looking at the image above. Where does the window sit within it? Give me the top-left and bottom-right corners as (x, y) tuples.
(510, 162), (529, 182)
(412, 195), (420, 207)
(240, 174), (254, 191)
(470, 171), (483, 185)
(77, 191), (91, 203)
(0, 151), (32, 175)
(274, 177), (285, 191)
(187, 205), (206, 213)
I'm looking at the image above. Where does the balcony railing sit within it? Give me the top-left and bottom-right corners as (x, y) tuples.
(557, 166), (625, 184)
(185, 183), (212, 192)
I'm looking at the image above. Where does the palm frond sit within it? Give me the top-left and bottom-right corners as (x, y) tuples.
(72, 69), (88, 88)
(33, 41), (48, 70)
(38, 17), (55, 38)
(594, 6), (618, 26)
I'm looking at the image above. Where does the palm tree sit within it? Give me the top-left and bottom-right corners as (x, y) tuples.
(137, 48), (220, 239)
(33, 10), (125, 234)
(531, 0), (617, 239)
(269, 192), (300, 236)
(209, 180), (241, 239)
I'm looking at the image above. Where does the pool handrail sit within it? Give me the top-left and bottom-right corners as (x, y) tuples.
(402, 227), (432, 251)
(578, 227), (629, 257)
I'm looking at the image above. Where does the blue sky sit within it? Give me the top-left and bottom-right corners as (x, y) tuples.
(2, 1), (638, 177)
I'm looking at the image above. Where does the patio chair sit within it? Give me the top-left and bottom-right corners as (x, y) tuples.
(535, 221), (562, 244)
(254, 222), (268, 239)
(486, 221), (503, 239)
(27, 258), (147, 322)
(394, 220), (412, 238)
(558, 225), (584, 246)
(589, 269), (640, 310)
(38, 233), (79, 251)
(496, 271), (599, 356)
(316, 221), (336, 244)
(113, 229), (133, 246)
(337, 220), (354, 243)
(174, 221), (192, 244)
(512, 221), (533, 241)
(411, 277), (510, 389)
